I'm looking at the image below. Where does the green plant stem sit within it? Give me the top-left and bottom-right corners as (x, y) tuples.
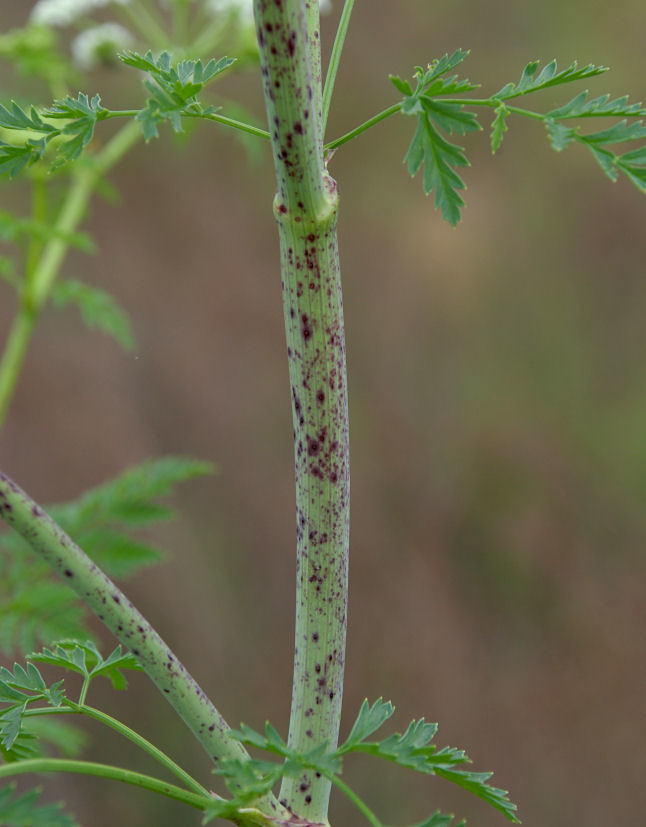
(321, 0), (356, 136)
(77, 676), (90, 707)
(253, 1), (349, 821)
(22, 704), (209, 797)
(324, 103), (402, 153)
(327, 774), (382, 827)
(25, 177), (47, 280)
(440, 98), (547, 119)
(103, 109), (272, 142)
(0, 470), (289, 824)
(323, 97), (563, 157)
(0, 758), (212, 810)
(0, 120), (141, 430)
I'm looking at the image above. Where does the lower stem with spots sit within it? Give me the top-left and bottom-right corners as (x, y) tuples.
(276, 207), (349, 821)
(252, 1), (350, 821)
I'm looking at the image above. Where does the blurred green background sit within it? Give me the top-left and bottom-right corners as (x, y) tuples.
(1, 1), (646, 825)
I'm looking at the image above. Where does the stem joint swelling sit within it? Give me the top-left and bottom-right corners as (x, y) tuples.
(272, 181), (339, 234)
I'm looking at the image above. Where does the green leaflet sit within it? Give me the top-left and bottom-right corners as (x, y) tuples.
(29, 641), (142, 691)
(216, 701), (519, 825)
(391, 50), (481, 226)
(119, 51), (235, 140)
(51, 279), (135, 352)
(0, 457), (214, 655)
(0, 662), (64, 750)
(492, 58), (607, 99)
(391, 53), (646, 224)
(0, 52), (237, 176)
(0, 211), (95, 253)
(490, 102), (509, 153)
(0, 94), (105, 175)
(337, 697), (395, 751)
(0, 784), (78, 827)
(545, 117), (646, 189)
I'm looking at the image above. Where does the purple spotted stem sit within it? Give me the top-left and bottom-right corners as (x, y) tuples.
(253, 1), (350, 821)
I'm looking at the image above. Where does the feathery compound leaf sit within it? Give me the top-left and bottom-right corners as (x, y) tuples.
(51, 279), (135, 351)
(490, 103), (509, 153)
(559, 120), (646, 190)
(119, 50), (235, 140)
(214, 757), (284, 803)
(392, 53), (481, 225)
(338, 698), (395, 751)
(342, 714), (519, 823)
(232, 721), (289, 755)
(404, 116), (470, 226)
(230, 721), (341, 779)
(0, 141), (46, 179)
(547, 91), (646, 120)
(0, 101), (54, 134)
(0, 457), (213, 655)
(0, 212), (94, 253)
(494, 59), (607, 99)
(29, 641), (142, 691)
(0, 706), (26, 751)
(545, 120), (576, 151)
(48, 456), (215, 533)
(0, 662), (64, 707)
(0, 784), (78, 827)
(0, 663), (64, 750)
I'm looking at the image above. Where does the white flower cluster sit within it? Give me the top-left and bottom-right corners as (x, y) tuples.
(71, 23), (134, 69)
(30, 0), (131, 28)
(205, 0), (331, 24)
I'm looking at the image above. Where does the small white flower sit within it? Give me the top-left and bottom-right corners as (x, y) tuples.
(71, 23), (134, 70)
(31, 0), (131, 28)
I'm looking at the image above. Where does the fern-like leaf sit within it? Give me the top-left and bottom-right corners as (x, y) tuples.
(51, 279), (135, 351)
(0, 784), (78, 827)
(120, 51), (235, 140)
(0, 457), (213, 655)
(29, 640), (142, 691)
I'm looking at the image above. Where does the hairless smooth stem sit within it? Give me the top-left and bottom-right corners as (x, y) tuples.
(253, 1), (350, 822)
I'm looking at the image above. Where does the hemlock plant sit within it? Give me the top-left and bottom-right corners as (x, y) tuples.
(0, 1), (644, 825)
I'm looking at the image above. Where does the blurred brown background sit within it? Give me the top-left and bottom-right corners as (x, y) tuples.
(1, 1), (646, 825)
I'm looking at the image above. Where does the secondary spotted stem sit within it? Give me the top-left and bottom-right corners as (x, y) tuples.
(253, 1), (350, 822)
(0, 471), (289, 824)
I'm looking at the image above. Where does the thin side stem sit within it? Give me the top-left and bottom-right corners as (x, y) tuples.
(103, 109), (272, 142)
(0, 309), (37, 430)
(321, 0), (356, 136)
(0, 121), (141, 430)
(77, 676), (90, 707)
(253, 1), (350, 821)
(324, 103), (401, 153)
(0, 758), (212, 810)
(23, 704), (209, 797)
(0, 471), (289, 824)
(327, 775), (383, 827)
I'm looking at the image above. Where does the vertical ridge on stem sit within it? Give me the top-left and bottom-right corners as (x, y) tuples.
(253, 1), (349, 821)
